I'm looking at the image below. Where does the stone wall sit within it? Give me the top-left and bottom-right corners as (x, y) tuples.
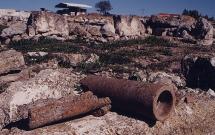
(0, 11), (214, 45)
(26, 12), (147, 42)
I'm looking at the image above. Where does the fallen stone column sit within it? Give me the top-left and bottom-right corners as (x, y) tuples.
(80, 75), (176, 121)
(28, 91), (111, 129)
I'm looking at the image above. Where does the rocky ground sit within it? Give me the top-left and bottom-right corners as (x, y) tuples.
(0, 36), (214, 134)
(0, 10), (214, 135)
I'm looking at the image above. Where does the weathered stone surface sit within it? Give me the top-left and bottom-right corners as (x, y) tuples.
(213, 28), (215, 38)
(27, 52), (48, 57)
(11, 35), (22, 42)
(114, 15), (145, 37)
(87, 26), (102, 37)
(85, 54), (99, 64)
(181, 54), (215, 89)
(23, 12), (214, 44)
(0, 50), (25, 75)
(149, 15), (196, 29)
(101, 22), (116, 37)
(1, 22), (27, 37)
(7, 92), (215, 135)
(27, 11), (69, 36)
(181, 30), (193, 40)
(194, 18), (214, 45)
(0, 69), (30, 85)
(53, 53), (88, 67)
(148, 15), (214, 45)
(70, 24), (90, 37)
(0, 69), (83, 129)
(147, 72), (185, 87)
(148, 15), (196, 39)
(146, 26), (153, 35)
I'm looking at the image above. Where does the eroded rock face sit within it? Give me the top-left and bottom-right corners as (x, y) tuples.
(147, 72), (185, 88)
(181, 55), (215, 90)
(53, 53), (88, 67)
(27, 11), (69, 36)
(193, 18), (214, 45)
(2, 11), (213, 44)
(114, 15), (145, 37)
(0, 69), (83, 129)
(0, 50), (25, 75)
(101, 22), (116, 37)
(148, 15), (214, 45)
(149, 15), (196, 29)
(1, 22), (27, 38)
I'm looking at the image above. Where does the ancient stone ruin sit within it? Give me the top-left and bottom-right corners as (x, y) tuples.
(0, 11), (214, 45)
(0, 7), (214, 135)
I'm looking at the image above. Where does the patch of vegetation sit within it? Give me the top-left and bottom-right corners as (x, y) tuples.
(90, 36), (174, 51)
(147, 61), (173, 71)
(99, 53), (131, 65)
(143, 36), (174, 47)
(24, 54), (54, 65)
(77, 61), (102, 73)
(158, 48), (173, 56)
(9, 37), (82, 53)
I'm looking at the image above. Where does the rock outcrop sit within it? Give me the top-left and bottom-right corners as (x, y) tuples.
(1, 22), (27, 38)
(0, 11), (213, 45)
(0, 69), (83, 129)
(4, 92), (215, 135)
(27, 11), (69, 37)
(147, 15), (214, 45)
(114, 15), (145, 37)
(0, 50), (25, 75)
(147, 72), (185, 87)
(181, 54), (215, 90)
(26, 12), (146, 42)
(193, 18), (214, 45)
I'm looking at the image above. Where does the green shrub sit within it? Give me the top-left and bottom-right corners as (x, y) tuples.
(77, 61), (102, 73)
(99, 53), (131, 65)
(89, 36), (174, 51)
(9, 37), (81, 53)
(159, 48), (173, 56)
(144, 36), (173, 47)
(24, 55), (54, 65)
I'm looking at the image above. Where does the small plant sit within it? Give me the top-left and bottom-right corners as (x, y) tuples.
(9, 37), (81, 53)
(24, 54), (54, 65)
(144, 36), (174, 47)
(159, 48), (173, 56)
(99, 53), (131, 65)
(77, 61), (102, 73)
(89, 36), (174, 51)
